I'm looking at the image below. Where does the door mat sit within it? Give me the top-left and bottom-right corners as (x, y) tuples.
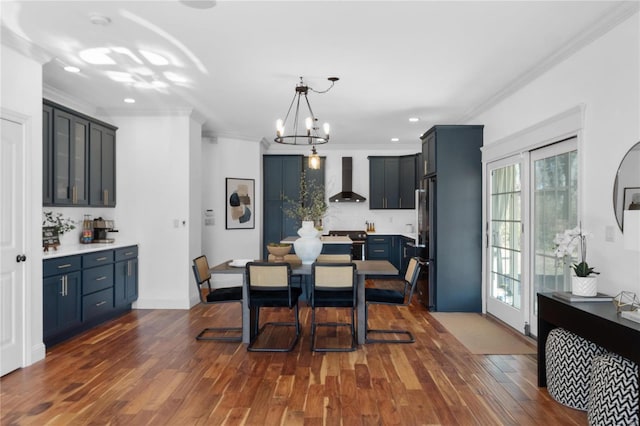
(429, 312), (536, 355)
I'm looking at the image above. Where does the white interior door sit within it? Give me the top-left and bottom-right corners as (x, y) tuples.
(486, 156), (527, 332)
(529, 138), (578, 337)
(1, 116), (26, 376)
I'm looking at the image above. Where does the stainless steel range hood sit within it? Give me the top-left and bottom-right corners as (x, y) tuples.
(329, 157), (367, 203)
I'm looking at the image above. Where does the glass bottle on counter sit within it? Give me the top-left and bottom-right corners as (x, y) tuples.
(80, 214), (93, 244)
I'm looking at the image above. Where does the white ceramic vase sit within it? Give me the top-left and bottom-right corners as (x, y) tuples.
(571, 275), (597, 297)
(294, 221), (323, 265)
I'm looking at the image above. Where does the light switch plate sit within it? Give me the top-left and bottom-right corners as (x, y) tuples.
(605, 225), (615, 242)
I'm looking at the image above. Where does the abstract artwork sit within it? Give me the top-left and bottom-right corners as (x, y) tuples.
(226, 178), (254, 229)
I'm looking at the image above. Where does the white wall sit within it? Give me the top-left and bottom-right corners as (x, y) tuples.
(111, 113), (195, 309)
(201, 137), (261, 286)
(1, 45), (46, 365)
(473, 12), (640, 295)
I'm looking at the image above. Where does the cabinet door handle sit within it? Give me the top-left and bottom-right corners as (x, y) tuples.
(72, 186), (77, 204)
(104, 189), (108, 206)
(96, 276), (107, 281)
(57, 263), (72, 269)
(95, 301), (107, 307)
(96, 257), (108, 261)
(60, 276), (65, 295)
(128, 260), (131, 276)
(124, 252), (134, 256)
(374, 249), (384, 253)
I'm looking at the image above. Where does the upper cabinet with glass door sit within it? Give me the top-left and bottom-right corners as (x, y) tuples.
(44, 100), (117, 207)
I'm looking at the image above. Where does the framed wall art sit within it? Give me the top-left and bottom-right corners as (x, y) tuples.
(226, 178), (255, 229)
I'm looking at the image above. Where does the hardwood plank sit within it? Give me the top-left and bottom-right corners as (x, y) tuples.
(0, 284), (588, 425)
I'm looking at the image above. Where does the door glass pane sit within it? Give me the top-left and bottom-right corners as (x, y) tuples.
(533, 150), (578, 303)
(489, 164), (522, 309)
(55, 116), (70, 199)
(74, 121), (86, 195)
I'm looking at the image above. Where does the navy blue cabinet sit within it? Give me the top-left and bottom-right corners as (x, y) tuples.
(43, 105), (53, 205)
(43, 262), (82, 341)
(369, 155), (417, 209)
(115, 246), (139, 307)
(263, 156), (325, 259)
(263, 156), (303, 259)
(52, 108), (89, 205)
(43, 245), (138, 347)
(89, 123), (116, 207)
(367, 234), (402, 271)
(43, 100), (117, 207)
(421, 125), (483, 312)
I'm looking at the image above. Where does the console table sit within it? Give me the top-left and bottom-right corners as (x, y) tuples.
(537, 293), (640, 391)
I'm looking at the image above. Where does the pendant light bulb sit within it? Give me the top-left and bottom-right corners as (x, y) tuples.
(323, 122), (330, 137)
(276, 119), (284, 137)
(309, 146), (320, 170)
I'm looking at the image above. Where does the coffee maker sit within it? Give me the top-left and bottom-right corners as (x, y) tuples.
(92, 217), (116, 243)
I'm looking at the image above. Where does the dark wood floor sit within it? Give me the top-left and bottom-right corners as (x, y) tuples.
(1, 286), (587, 425)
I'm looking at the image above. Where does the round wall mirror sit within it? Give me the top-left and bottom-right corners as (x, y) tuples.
(613, 141), (640, 231)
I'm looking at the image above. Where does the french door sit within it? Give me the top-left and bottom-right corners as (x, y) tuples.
(486, 156), (526, 332)
(529, 139), (578, 336)
(486, 138), (578, 336)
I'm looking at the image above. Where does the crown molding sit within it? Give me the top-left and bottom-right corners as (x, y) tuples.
(459, 1), (640, 124)
(43, 84), (99, 116)
(1, 27), (51, 65)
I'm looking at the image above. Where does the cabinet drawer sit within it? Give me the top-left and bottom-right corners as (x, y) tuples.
(115, 246), (138, 262)
(83, 288), (114, 321)
(367, 235), (392, 245)
(83, 264), (114, 295)
(44, 256), (81, 277)
(82, 250), (114, 268)
(368, 244), (390, 259)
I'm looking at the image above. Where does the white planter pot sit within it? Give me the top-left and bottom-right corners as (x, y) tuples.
(293, 221), (323, 265)
(571, 275), (597, 297)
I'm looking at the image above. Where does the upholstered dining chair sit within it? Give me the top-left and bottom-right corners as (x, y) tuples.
(310, 262), (358, 352)
(192, 255), (243, 342)
(316, 254), (352, 263)
(245, 262), (302, 352)
(365, 257), (423, 343)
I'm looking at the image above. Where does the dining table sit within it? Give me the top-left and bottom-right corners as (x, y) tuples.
(209, 259), (399, 345)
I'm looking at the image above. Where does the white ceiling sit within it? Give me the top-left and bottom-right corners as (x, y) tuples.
(0, 1), (631, 148)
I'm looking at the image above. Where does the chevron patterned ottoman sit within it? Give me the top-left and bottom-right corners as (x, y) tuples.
(546, 327), (607, 410)
(588, 353), (639, 426)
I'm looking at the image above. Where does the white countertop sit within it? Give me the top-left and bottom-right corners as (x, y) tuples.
(42, 241), (138, 259)
(366, 232), (418, 241)
(281, 235), (352, 244)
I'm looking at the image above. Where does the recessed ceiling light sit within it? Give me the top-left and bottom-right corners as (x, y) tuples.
(409, 117), (419, 122)
(180, 0), (216, 9)
(391, 138), (400, 142)
(124, 98), (135, 104)
(64, 66), (80, 73)
(89, 14), (111, 26)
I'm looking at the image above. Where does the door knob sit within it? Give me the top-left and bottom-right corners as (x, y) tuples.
(16, 254), (27, 263)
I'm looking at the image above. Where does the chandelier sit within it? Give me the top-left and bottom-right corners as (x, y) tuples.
(275, 76), (338, 147)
